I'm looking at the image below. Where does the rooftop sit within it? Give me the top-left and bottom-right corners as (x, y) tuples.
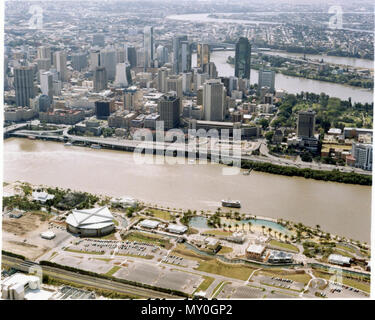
(66, 207), (114, 230)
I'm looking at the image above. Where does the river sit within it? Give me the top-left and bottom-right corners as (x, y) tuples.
(3, 138), (372, 243)
(192, 51), (374, 104)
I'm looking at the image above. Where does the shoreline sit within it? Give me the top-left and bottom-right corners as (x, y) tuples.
(3, 180), (370, 244)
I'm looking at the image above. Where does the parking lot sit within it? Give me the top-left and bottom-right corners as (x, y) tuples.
(321, 281), (369, 298)
(66, 238), (165, 259)
(53, 286), (96, 300)
(114, 261), (203, 294)
(251, 274), (305, 292)
(161, 254), (198, 268)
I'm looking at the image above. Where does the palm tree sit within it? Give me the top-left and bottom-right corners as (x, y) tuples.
(268, 227), (272, 235)
(248, 222), (252, 233)
(223, 223), (227, 231)
(235, 223), (239, 232)
(278, 232), (282, 240)
(284, 234), (288, 242)
(261, 225), (265, 234)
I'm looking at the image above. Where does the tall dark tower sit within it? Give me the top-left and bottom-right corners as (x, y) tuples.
(14, 66), (35, 107)
(235, 37), (251, 79)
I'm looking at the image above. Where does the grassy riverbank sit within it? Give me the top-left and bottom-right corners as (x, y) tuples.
(241, 160), (372, 186)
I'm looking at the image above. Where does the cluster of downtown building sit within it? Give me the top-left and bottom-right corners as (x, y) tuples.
(4, 24), (371, 171)
(4, 28), (270, 140)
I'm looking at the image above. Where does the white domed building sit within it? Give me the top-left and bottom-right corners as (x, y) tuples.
(66, 207), (115, 237)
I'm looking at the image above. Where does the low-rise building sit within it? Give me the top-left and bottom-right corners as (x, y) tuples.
(1, 273), (53, 300)
(139, 219), (160, 229)
(39, 109), (85, 125)
(246, 244), (266, 260)
(267, 250), (293, 264)
(166, 223), (188, 234)
(110, 196), (138, 208)
(328, 254), (352, 267)
(32, 191), (55, 203)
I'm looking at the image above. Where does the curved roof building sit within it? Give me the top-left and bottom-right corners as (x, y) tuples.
(66, 207), (115, 237)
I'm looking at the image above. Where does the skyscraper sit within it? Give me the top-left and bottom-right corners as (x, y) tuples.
(172, 35), (188, 74)
(95, 100), (111, 119)
(40, 71), (54, 101)
(235, 37), (251, 79)
(38, 94), (51, 112)
(36, 58), (51, 72)
(203, 62), (218, 79)
(297, 110), (316, 138)
(89, 50), (101, 71)
(197, 43), (210, 68)
(93, 67), (107, 92)
(55, 51), (68, 82)
(158, 93), (180, 130)
(166, 75), (183, 99)
(156, 45), (169, 67)
(143, 26), (154, 68)
(114, 63), (132, 88)
(100, 48), (116, 81)
(258, 69), (275, 93)
(158, 67), (169, 93)
(37, 46), (51, 61)
(72, 52), (88, 72)
(126, 46), (137, 68)
(180, 41), (192, 73)
(203, 79), (225, 121)
(14, 66), (35, 107)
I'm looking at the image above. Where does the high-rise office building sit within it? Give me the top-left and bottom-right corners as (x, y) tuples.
(14, 66), (35, 107)
(126, 46), (137, 68)
(352, 143), (373, 171)
(55, 51), (68, 82)
(100, 48), (116, 80)
(37, 46), (51, 61)
(158, 93), (180, 130)
(195, 72), (209, 91)
(203, 62), (218, 79)
(95, 100), (111, 119)
(36, 58), (51, 72)
(297, 110), (316, 138)
(180, 41), (192, 73)
(203, 79), (226, 121)
(116, 47), (126, 63)
(93, 67), (107, 92)
(143, 26), (154, 68)
(156, 45), (169, 67)
(40, 71), (54, 101)
(228, 76), (239, 95)
(197, 43), (210, 68)
(172, 35), (188, 74)
(235, 37), (251, 79)
(258, 69), (275, 93)
(71, 53), (88, 72)
(38, 94), (51, 112)
(158, 67), (169, 93)
(166, 75), (183, 99)
(89, 50), (101, 71)
(136, 48), (145, 68)
(182, 72), (193, 94)
(114, 63), (132, 88)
